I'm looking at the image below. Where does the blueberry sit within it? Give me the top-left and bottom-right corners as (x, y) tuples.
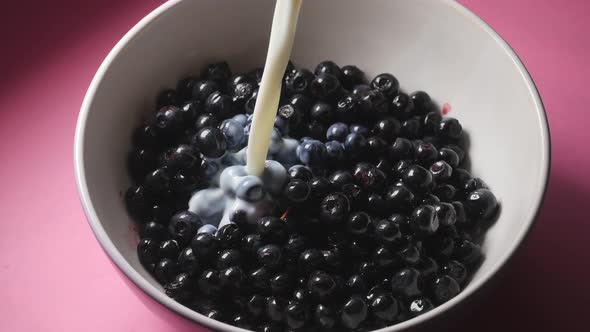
(402, 165), (433, 192)
(278, 104), (304, 131)
(410, 91), (433, 115)
(315, 60), (343, 80)
(326, 122), (349, 141)
(125, 186), (151, 221)
(257, 244), (284, 270)
(325, 140), (345, 165)
(140, 221), (166, 240)
(371, 73), (399, 97)
(391, 93), (415, 119)
(296, 139), (327, 167)
(248, 67), (264, 86)
(314, 304), (337, 329)
(307, 271), (337, 300)
(385, 185), (416, 213)
(249, 267), (271, 290)
(434, 202), (457, 226)
(454, 239), (483, 266)
(192, 80), (219, 102)
(177, 247), (199, 274)
(309, 176), (331, 200)
(423, 111), (442, 136)
(160, 145), (200, 173)
(198, 269), (222, 295)
(388, 137), (413, 161)
(352, 84), (372, 96)
(236, 175), (265, 202)
(438, 147), (460, 168)
(370, 293), (399, 322)
(304, 121), (326, 141)
(410, 205), (439, 236)
(365, 136), (388, 160)
(288, 165), (313, 182)
(373, 118), (401, 142)
(398, 243), (421, 265)
(451, 167), (471, 189)
(375, 219), (402, 246)
(287, 93), (313, 113)
(176, 77), (198, 101)
(194, 113), (218, 131)
(191, 233), (219, 260)
(232, 314), (253, 329)
(219, 266), (245, 290)
(156, 88), (179, 108)
(219, 119), (245, 151)
(192, 127), (227, 158)
(446, 144), (466, 164)
(345, 274), (368, 294)
(417, 257), (439, 281)
(341, 65), (366, 89)
(231, 81), (254, 107)
(284, 180), (311, 203)
(432, 275), (461, 304)
(216, 249), (241, 269)
(344, 133), (367, 160)
(179, 99), (202, 124)
(215, 223), (242, 248)
(270, 272), (294, 295)
(438, 118), (463, 140)
(340, 296), (368, 329)
(464, 189), (498, 220)
(347, 211), (372, 236)
(164, 273), (193, 302)
(169, 211), (201, 244)
(342, 183), (367, 211)
(430, 160), (453, 183)
(421, 193), (441, 206)
(336, 95), (362, 122)
(201, 62), (232, 87)
(285, 68), (314, 96)
(299, 249), (325, 273)
(442, 260), (468, 286)
(414, 142), (438, 167)
(244, 88), (259, 114)
(390, 268), (422, 298)
(154, 106), (183, 138)
(353, 162), (386, 192)
(247, 294), (267, 318)
(408, 297), (433, 317)
(285, 301), (311, 330)
(452, 201), (468, 226)
(311, 73), (342, 101)
(373, 245), (396, 268)
(464, 177), (488, 193)
(319, 193), (350, 224)
(137, 238), (158, 268)
(158, 239), (180, 259)
(366, 193), (388, 217)
(132, 125), (160, 148)
(401, 118), (423, 138)
(241, 233), (263, 256)
(257, 216), (288, 244)
(204, 91), (233, 119)
(267, 296), (288, 322)
(360, 89), (389, 117)
(310, 102), (335, 124)
(149, 203), (175, 224)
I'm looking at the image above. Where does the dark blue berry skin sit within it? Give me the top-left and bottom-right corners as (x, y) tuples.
(160, 145), (200, 173)
(304, 121), (327, 141)
(314, 304), (337, 329)
(192, 80), (219, 103)
(165, 273), (193, 302)
(373, 118), (401, 142)
(454, 239), (483, 266)
(137, 238), (158, 268)
(388, 137), (413, 161)
(180, 99), (202, 124)
(464, 177), (488, 193)
(410, 91), (433, 115)
(156, 89), (179, 108)
(125, 186), (151, 221)
(365, 136), (388, 161)
(140, 221), (165, 240)
(370, 293), (399, 322)
(249, 267), (271, 290)
(231, 81), (254, 107)
(391, 93), (415, 120)
(329, 170), (353, 189)
(133, 125), (160, 149)
(198, 269), (222, 295)
(144, 168), (170, 196)
(246, 294), (267, 318)
(346, 274), (368, 294)
(408, 297), (434, 317)
(244, 88), (259, 114)
(373, 246), (396, 268)
(438, 147), (460, 168)
(219, 266), (245, 291)
(341, 296), (368, 329)
(391, 268), (422, 299)
(434, 202), (457, 226)
(194, 113), (218, 131)
(438, 118), (463, 140)
(349, 124), (370, 137)
(347, 211), (373, 236)
(432, 275), (461, 304)
(385, 185), (416, 213)
(402, 165), (433, 193)
(216, 223), (242, 249)
(371, 73), (400, 98)
(353, 162), (386, 192)
(311, 73), (343, 101)
(191, 233), (219, 261)
(128, 149), (157, 182)
(344, 133), (367, 160)
(307, 271), (337, 301)
(341, 65), (366, 89)
(336, 95), (362, 123)
(285, 301), (311, 330)
(417, 257), (439, 281)
(266, 296), (288, 322)
(375, 219), (402, 246)
(410, 205), (440, 236)
(423, 111), (442, 136)
(360, 89), (390, 119)
(464, 189), (498, 221)
(201, 62), (232, 87)
(452, 201), (468, 226)
(446, 144), (466, 164)
(168, 211), (201, 245)
(257, 244), (284, 270)
(270, 271), (294, 296)
(326, 122), (349, 142)
(366, 193), (388, 218)
(299, 249), (325, 274)
(192, 127), (227, 159)
(430, 160), (453, 183)
(176, 76), (198, 101)
(320, 193), (351, 225)
(154, 106), (184, 138)
(315, 61), (343, 80)
(178, 247), (200, 274)
(284, 180), (311, 203)
(401, 118), (423, 138)
(297, 139), (327, 167)
(257, 216), (288, 244)
(288, 165), (313, 181)
(219, 119), (245, 151)
(414, 142), (438, 167)
(217, 249), (241, 269)
(158, 239), (180, 259)
(325, 140), (345, 165)
(205, 91), (233, 120)
(310, 101), (335, 124)
(442, 260), (468, 285)
(285, 68), (314, 96)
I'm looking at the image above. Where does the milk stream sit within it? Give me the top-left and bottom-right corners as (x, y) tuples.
(246, 0), (303, 176)
(188, 0), (303, 232)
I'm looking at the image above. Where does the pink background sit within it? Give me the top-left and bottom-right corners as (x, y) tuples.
(1, 0), (589, 331)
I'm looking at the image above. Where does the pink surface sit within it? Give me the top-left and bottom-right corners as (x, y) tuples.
(0, 0), (588, 331)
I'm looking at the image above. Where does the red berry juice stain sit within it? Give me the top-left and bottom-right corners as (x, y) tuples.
(442, 103), (451, 115)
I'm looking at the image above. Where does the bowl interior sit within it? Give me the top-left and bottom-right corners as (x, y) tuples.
(76, 0), (549, 331)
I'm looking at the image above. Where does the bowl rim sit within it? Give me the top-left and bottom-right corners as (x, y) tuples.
(74, 0), (551, 331)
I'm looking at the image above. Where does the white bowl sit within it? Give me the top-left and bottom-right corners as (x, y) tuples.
(74, 0), (550, 331)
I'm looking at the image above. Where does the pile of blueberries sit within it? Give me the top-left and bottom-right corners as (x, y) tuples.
(125, 60), (498, 332)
